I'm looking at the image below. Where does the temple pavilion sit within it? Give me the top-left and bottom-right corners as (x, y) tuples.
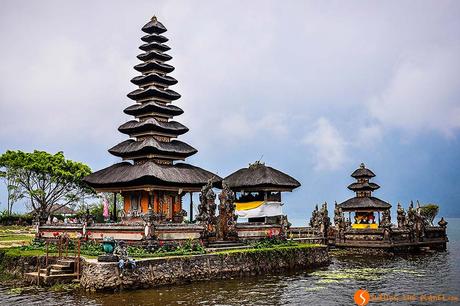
(224, 161), (301, 223)
(84, 17), (220, 222)
(338, 163), (391, 229)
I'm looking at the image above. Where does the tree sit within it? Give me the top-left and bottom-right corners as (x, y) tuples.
(419, 204), (439, 226)
(0, 167), (24, 217)
(0, 150), (94, 221)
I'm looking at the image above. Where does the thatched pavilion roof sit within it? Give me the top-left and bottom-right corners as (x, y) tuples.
(338, 197), (391, 211)
(224, 162), (300, 191)
(84, 161), (221, 191)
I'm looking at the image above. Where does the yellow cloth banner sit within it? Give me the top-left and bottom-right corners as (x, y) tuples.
(235, 201), (264, 211)
(352, 223), (378, 229)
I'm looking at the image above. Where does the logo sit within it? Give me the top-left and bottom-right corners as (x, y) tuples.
(354, 289), (370, 306)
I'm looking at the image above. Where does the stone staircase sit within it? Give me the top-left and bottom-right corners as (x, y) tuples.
(206, 240), (250, 252)
(25, 258), (79, 285)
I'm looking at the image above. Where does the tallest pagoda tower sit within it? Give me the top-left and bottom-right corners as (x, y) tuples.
(84, 17), (220, 222)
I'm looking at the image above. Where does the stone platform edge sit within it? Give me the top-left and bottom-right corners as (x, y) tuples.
(80, 245), (330, 291)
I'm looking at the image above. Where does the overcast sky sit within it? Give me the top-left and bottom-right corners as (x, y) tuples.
(1, 1), (459, 224)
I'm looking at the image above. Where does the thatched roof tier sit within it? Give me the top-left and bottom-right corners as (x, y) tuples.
(140, 42), (171, 52)
(142, 18), (167, 34)
(134, 61), (175, 74)
(224, 162), (301, 191)
(118, 118), (188, 136)
(131, 73), (177, 87)
(124, 102), (183, 117)
(83, 161), (221, 190)
(137, 50), (172, 62)
(351, 163), (376, 178)
(108, 138), (197, 159)
(141, 34), (168, 43)
(127, 87), (180, 102)
(338, 196), (391, 211)
(347, 182), (380, 192)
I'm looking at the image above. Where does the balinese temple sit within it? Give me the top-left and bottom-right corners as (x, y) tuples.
(84, 17), (220, 222)
(224, 161), (301, 223)
(337, 163), (391, 229)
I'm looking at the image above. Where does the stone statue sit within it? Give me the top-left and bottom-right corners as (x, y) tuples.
(415, 201), (426, 241)
(396, 203), (406, 228)
(196, 179), (217, 239)
(319, 202), (331, 237)
(217, 180), (238, 240)
(309, 204), (320, 228)
(381, 209), (392, 241)
(333, 201), (342, 227)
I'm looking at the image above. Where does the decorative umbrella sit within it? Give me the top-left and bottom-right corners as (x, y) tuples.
(103, 197), (110, 221)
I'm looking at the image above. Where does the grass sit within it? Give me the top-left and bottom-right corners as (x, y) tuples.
(213, 243), (323, 255)
(0, 226), (35, 249)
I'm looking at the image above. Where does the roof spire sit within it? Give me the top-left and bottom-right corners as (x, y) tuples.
(360, 162), (365, 169)
(151, 15), (157, 23)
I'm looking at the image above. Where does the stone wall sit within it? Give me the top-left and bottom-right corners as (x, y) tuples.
(80, 245), (329, 292)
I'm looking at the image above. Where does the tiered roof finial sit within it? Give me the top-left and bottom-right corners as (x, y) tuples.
(348, 163), (380, 197)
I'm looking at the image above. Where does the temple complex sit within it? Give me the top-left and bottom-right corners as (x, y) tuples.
(83, 17), (220, 224)
(305, 163), (449, 252)
(225, 161), (300, 224)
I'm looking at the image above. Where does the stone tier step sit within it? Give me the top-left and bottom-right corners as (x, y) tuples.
(24, 272), (78, 285)
(206, 240), (250, 252)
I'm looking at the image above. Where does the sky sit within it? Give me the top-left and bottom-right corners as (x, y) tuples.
(0, 1), (459, 225)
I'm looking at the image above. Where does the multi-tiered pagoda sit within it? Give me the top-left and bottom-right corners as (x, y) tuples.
(338, 163), (391, 229)
(84, 17), (220, 222)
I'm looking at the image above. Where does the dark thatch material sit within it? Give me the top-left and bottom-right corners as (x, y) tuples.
(141, 34), (168, 43)
(137, 50), (172, 62)
(338, 196), (391, 211)
(142, 18), (167, 34)
(118, 118), (188, 136)
(83, 161), (221, 189)
(124, 102), (183, 117)
(131, 73), (177, 87)
(347, 182), (380, 191)
(140, 42), (171, 52)
(134, 61), (175, 74)
(108, 138), (197, 159)
(224, 162), (301, 191)
(351, 163), (376, 178)
(127, 87), (181, 101)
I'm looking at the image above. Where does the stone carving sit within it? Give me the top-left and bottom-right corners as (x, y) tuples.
(333, 202), (345, 242)
(396, 203), (406, 228)
(196, 179), (217, 239)
(318, 202), (331, 237)
(333, 202), (342, 227)
(415, 201), (426, 241)
(217, 180), (238, 240)
(438, 217), (448, 228)
(309, 204), (320, 229)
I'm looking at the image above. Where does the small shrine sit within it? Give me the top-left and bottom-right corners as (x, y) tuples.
(224, 161), (301, 224)
(338, 163), (391, 229)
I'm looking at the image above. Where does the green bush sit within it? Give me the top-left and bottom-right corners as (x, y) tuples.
(0, 210), (34, 225)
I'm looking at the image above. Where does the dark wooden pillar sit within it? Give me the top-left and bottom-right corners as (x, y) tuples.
(189, 192), (193, 222)
(148, 191), (153, 211)
(113, 192), (117, 222)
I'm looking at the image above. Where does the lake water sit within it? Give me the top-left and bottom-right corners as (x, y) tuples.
(1, 218), (459, 305)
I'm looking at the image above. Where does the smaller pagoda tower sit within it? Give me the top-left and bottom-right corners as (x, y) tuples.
(337, 163), (391, 229)
(347, 163), (380, 198)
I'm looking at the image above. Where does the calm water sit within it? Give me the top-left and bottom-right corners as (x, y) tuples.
(1, 219), (459, 305)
